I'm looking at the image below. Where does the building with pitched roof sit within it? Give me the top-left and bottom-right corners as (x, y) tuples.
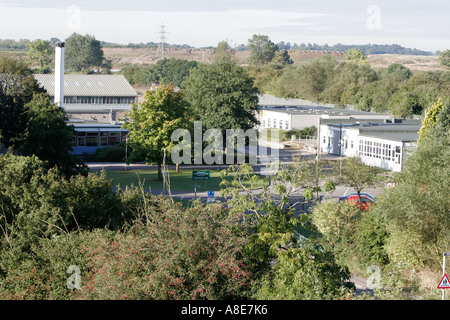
(34, 74), (138, 156)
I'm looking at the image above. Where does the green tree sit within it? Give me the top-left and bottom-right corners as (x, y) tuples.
(26, 39), (53, 72)
(311, 200), (361, 263)
(145, 58), (198, 88)
(271, 49), (293, 65)
(438, 49), (450, 68)
(418, 97), (444, 143)
(121, 64), (148, 85)
(345, 48), (368, 65)
(247, 34), (278, 66)
(340, 157), (384, 210)
(0, 153), (129, 252)
(269, 55), (337, 101)
(372, 120), (450, 271)
(183, 60), (259, 132)
(65, 33), (107, 72)
(21, 93), (87, 177)
(386, 63), (412, 80)
(321, 62), (378, 105)
(122, 83), (191, 180)
(0, 57), (45, 149)
(388, 91), (422, 118)
(214, 41), (236, 63)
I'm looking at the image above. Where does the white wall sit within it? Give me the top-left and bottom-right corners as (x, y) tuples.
(319, 124), (414, 172)
(356, 136), (404, 172)
(259, 110), (291, 131)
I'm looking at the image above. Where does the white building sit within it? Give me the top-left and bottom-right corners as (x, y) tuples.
(319, 119), (421, 172)
(257, 105), (393, 132)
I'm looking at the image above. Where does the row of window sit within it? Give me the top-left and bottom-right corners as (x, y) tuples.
(262, 118), (290, 130)
(72, 131), (127, 147)
(60, 96), (135, 104)
(322, 137), (354, 149)
(358, 139), (400, 162)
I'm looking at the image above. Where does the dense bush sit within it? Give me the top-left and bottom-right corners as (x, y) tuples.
(0, 196), (253, 300)
(84, 143), (130, 162)
(0, 153), (131, 252)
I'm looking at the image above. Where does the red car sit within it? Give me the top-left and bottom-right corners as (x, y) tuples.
(339, 193), (375, 210)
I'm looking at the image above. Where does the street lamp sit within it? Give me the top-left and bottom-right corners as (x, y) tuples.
(163, 148), (167, 196)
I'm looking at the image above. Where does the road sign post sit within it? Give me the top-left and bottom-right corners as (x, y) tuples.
(192, 170), (210, 180)
(192, 171), (210, 199)
(207, 190), (215, 203)
(439, 252), (450, 300)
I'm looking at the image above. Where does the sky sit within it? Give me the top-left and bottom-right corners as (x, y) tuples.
(0, 0), (449, 52)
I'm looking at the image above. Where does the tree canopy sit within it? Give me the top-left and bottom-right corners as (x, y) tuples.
(64, 33), (108, 72)
(247, 34), (279, 66)
(183, 60), (259, 132)
(21, 93), (87, 177)
(0, 57), (45, 149)
(26, 39), (53, 72)
(122, 83), (191, 180)
(438, 49), (450, 68)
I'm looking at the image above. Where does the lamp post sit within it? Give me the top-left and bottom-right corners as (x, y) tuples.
(163, 148), (167, 196)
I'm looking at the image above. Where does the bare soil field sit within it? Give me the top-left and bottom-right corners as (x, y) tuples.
(102, 47), (346, 68)
(367, 54), (446, 72)
(103, 47), (444, 72)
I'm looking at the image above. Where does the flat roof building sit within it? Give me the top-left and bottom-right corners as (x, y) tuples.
(257, 105), (393, 131)
(319, 119), (421, 172)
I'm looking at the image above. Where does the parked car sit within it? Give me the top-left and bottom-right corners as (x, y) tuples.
(339, 193), (375, 210)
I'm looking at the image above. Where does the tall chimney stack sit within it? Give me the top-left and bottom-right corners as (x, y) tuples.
(54, 42), (65, 107)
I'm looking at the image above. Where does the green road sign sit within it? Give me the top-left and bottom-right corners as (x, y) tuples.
(192, 170), (210, 180)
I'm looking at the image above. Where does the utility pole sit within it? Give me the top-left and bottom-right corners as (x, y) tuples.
(157, 23), (167, 59)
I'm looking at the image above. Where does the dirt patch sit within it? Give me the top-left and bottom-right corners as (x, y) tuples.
(367, 54), (445, 72)
(103, 48), (444, 72)
(103, 48), (346, 69)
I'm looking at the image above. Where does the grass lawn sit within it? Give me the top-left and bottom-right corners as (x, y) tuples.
(103, 168), (264, 193)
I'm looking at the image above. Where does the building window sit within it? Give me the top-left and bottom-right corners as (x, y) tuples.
(109, 132), (121, 146)
(285, 121), (289, 130)
(86, 132), (99, 147)
(77, 136), (86, 147)
(100, 132), (109, 146)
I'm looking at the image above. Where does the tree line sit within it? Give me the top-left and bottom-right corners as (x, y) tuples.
(254, 52), (449, 119)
